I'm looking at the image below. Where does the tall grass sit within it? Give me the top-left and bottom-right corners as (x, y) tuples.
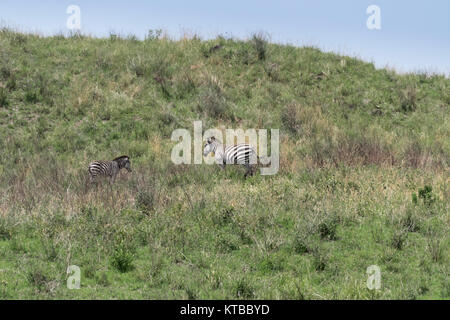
(0, 29), (448, 299)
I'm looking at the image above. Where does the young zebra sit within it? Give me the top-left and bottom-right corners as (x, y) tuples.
(88, 155), (132, 184)
(203, 136), (258, 178)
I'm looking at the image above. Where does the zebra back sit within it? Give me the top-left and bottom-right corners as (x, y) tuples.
(223, 143), (258, 165)
(88, 161), (116, 178)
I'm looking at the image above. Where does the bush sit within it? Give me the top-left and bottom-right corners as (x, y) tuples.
(234, 278), (254, 298)
(311, 246), (328, 271)
(281, 102), (301, 134)
(145, 29), (163, 41)
(111, 245), (134, 273)
(333, 134), (396, 167)
(174, 72), (196, 99)
(251, 32), (268, 61)
(198, 77), (229, 119)
(418, 185), (435, 206)
(0, 220), (12, 240)
(264, 62), (281, 81)
(404, 142), (429, 168)
(136, 188), (156, 215)
(427, 238), (443, 263)
(0, 88), (8, 107)
(216, 232), (240, 253)
(391, 229), (407, 250)
(212, 207), (234, 226)
(110, 230), (135, 273)
(318, 217), (338, 241)
(399, 86), (418, 112)
(400, 208), (421, 232)
(27, 269), (50, 292)
(128, 56), (146, 77)
(292, 234), (311, 254)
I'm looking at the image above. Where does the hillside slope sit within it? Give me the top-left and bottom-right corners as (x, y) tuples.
(0, 29), (448, 299)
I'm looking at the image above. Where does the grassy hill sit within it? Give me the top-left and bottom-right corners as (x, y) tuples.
(0, 29), (448, 299)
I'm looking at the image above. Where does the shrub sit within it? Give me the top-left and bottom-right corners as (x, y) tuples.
(95, 50), (113, 70)
(292, 235), (310, 254)
(128, 56), (146, 77)
(412, 193), (418, 205)
(333, 134), (396, 167)
(251, 32), (268, 61)
(25, 89), (39, 103)
(157, 103), (178, 137)
(399, 86), (418, 112)
(27, 269), (49, 292)
(0, 220), (12, 240)
(318, 217), (338, 241)
(258, 255), (284, 273)
(400, 208), (421, 232)
(136, 188), (156, 215)
(96, 272), (111, 287)
(110, 230), (135, 273)
(427, 238), (443, 263)
(281, 102), (301, 134)
(6, 74), (16, 90)
(0, 88), (8, 107)
(154, 75), (171, 99)
(111, 244), (134, 273)
(264, 62), (280, 81)
(200, 43), (214, 58)
(234, 278), (254, 298)
(417, 185), (435, 206)
(216, 228), (240, 253)
(145, 29), (163, 41)
(198, 77), (229, 119)
(404, 142), (432, 168)
(311, 247), (328, 271)
(212, 207), (234, 226)
(391, 229), (407, 250)
(174, 72), (196, 99)
(236, 43), (252, 65)
(9, 32), (27, 45)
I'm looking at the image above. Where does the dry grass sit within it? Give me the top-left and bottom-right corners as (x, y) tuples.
(0, 29), (448, 299)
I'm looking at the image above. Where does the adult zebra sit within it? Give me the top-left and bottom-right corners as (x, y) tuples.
(88, 155), (132, 184)
(203, 136), (258, 178)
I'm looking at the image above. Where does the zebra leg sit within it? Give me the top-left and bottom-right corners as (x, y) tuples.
(252, 163), (258, 176)
(244, 163), (251, 179)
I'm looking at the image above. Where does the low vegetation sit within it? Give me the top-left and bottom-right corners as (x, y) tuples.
(0, 28), (448, 299)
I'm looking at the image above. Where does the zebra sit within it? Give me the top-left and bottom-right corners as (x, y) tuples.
(203, 136), (258, 178)
(88, 155), (132, 184)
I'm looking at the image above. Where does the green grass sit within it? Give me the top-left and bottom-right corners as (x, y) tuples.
(0, 28), (448, 299)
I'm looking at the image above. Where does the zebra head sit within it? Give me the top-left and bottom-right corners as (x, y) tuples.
(203, 136), (218, 157)
(114, 155), (132, 172)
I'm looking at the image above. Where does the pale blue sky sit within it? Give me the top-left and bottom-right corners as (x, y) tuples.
(1, 0), (449, 75)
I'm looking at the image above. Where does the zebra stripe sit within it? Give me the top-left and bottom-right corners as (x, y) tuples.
(223, 144), (257, 165)
(88, 155), (131, 184)
(203, 137), (258, 178)
(89, 161), (116, 178)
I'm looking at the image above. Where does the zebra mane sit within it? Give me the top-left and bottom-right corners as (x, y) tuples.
(208, 136), (223, 145)
(113, 155), (129, 162)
